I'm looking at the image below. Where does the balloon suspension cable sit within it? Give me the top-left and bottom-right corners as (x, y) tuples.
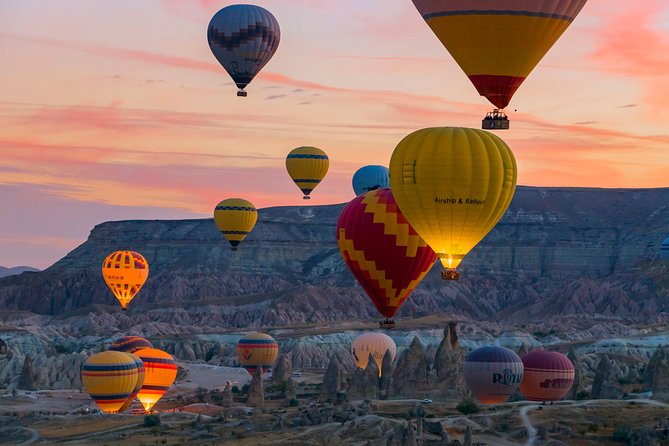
(441, 269), (461, 281)
(237, 90), (248, 97)
(303, 196), (311, 200)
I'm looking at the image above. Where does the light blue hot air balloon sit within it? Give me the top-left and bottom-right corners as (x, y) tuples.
(661, 236), (669, 261)
(352, 165), (390, 196)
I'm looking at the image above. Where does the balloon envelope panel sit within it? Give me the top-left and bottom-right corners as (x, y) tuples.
(464, 346), (523, 404)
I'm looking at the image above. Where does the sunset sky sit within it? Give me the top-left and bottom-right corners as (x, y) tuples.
(1, 0), (668, 268)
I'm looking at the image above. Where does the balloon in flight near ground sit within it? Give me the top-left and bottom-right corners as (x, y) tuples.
(110, 336), (153, 353)
(214, 198), (258, 251)
(337, 188), (437, 322)
(236, 332), (279, 375)
(519, 350), (575, 402)
(102, 251), (149, 310)
(351, 332), (397, 376)
(410, 0), (588, 110)
(207, 4), (281, 97)
(81, 351), (145, 414)
(464, 346), (524, 404)
(389, 127), (517, 281)
(134, 348), (178, 412)
(352, 165), (390, 196)
(286, 147), (329, 200)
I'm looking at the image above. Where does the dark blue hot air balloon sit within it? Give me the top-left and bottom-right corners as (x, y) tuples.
(352, 165), (390, 196)
(464, 345), (524, 404)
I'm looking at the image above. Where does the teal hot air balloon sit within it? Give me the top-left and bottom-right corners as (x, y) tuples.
(207, 4), (281, 97)
(352, 165), (390, 196)
(661, 236), (669, 261)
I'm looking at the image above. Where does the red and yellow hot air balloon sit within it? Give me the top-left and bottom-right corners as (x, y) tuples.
(285, 147), (329, 199)
(81, 351), (144, 414)
(236, 332), (279, 375)
(337, 188), (437, 327)
(102, 251), (149, 310)
(134, 348), (178, 412)
(110, 336), (153, 353)
(411, 0), (588, 127)
(520, 350), (575, 402)
(389, 128), (517, 281)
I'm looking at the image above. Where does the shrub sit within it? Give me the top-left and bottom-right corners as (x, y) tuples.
(289, 398), (299, 407)
(612, 425), (631, 442)
(576, 391), (589, 401)
(143, 414), (160, 427)
(456, 399), (479, 415)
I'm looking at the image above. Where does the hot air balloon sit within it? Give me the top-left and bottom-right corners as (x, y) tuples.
(81, 351), (144, 414)
(134, 348), (178, 412)
(352, 165), (390, 196)
(337, 188), (437, 327)
(389, 127), (517, 281)
(520, 350), (574, 402)
(660, 236), (669, 261)
(411, 0), (588, 128)
(102, 251), (149, 310)
(214, 198), (258, 251)
(351, 332), (397, 376)
(118, 353), (146, 413)
(464, 346), (523, 404)
(110, 336), (153, 353)
(207, 4), (280, 97)
(236, 332), (279, 375)
(286, 147), (329, 199)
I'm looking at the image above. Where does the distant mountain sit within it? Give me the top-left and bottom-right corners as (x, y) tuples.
(0, 266), (39, 279)
(0, 186), (668, 327)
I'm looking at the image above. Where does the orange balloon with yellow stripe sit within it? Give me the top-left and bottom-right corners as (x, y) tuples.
(134, 348), (178, 412)
(81, 351), (144, 414)
(411, 0), (588, 109)
(337, 188), (437, 319)
(102, 251), (149, 310)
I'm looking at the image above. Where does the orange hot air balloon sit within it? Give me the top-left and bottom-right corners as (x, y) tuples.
(337, 188), (437, 328)
(236, 332), (279, 375)
(81, 351), (143, 414)
(102, 251), (149, 310)
(520, 351), (574, 402)
(134, 348), (178, 412)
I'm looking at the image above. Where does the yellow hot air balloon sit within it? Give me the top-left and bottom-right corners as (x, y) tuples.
(117, 352), (146, 413)
(214, 198), (258, 251)
(389, 127), (517, 280)
(81, 351), (143, 414)
(285, 147), (329, 199)
(134, 348), (178, 412)
(351, 332), (397, 377)
(102, 251), (149, 310)
(236, 332), (279, 375)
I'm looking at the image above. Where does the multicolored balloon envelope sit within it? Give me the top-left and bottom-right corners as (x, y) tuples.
(520, 350), (575, 401)
(351, 332), (397, 376)
(134, 348), (178, 412)
(207, 4), (281, 96)
(337, 188), (437, 318)
(389, 127), (517, 280)
(214, 198), (258, 251)
(411, 0), (588, 109)
(102, 251), (149, 310)
(286, 147), (329, 199)
(464, 346), (524, 404)
(110, 336), (153, 353)
(352, 165), (390, 196)
(117, 353), (146, 413)
(236, 332), (279, 375)
(81, 351), (145, 414)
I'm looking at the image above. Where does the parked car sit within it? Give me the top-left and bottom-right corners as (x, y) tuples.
(292, 372), (302, 377)
(421, 399), (433, 404)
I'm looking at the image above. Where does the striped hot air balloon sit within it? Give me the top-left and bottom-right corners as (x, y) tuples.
(352, 165), (390, 196)
(520, 350), (575, 402)
(102, 251), (149, 310)
(207, 4), (281, 96)
(118, 353), (146, 413)
(110, 336), (153, 353)
(81, 351), (144, 414)
(351, 332), (397, 376)
(464, 346), (524, 404)
(134, 348), (178, 412)
(285, 147), (329, 199)
(236, 332), (279, 375)
(411, 0), (588, 112)
(337, 188), (437, 325)
(214, 198), (258, 251)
